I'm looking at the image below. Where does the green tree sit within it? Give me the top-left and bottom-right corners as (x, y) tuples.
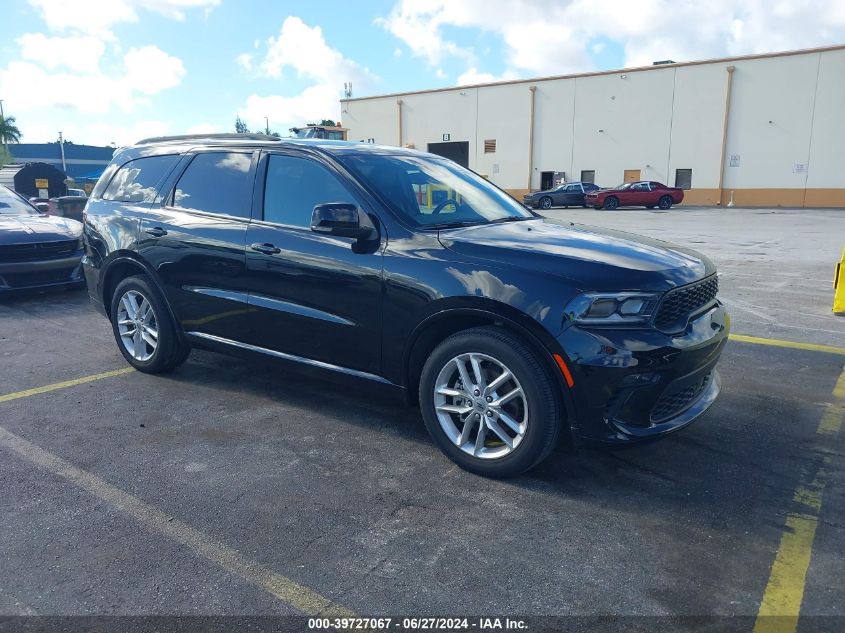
(319, 119), (336, 127)
(0, 145), (13, 167)
(234, 116), (249, 133)
(0, 115), (22, 144)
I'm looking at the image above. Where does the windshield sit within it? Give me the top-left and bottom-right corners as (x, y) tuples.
(616, 183), (633, 190)
(337, 153), (534, 229)
(0, 187), (41, 215)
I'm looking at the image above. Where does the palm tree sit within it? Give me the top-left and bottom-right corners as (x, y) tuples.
(0, 115), (22, 144)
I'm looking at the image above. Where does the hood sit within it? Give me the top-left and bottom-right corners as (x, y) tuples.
(524, 189), (554, 197)
(438, 218), (714, 292)
(0, 214), (83, 244)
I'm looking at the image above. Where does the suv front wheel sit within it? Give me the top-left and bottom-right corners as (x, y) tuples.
(419, 327), (562, 477)
(110, 275), (191, 373)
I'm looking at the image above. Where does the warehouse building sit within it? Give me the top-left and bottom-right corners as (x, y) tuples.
(341, 45), (845, 208)
(8, 143), (114, 188)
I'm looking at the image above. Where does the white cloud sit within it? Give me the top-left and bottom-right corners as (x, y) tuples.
(235, 53), (253, 72)
(240, 85), (341, 135)
(256, 16), (374, 84)
(17, 33), (106, 73)
(236, 16), (376, 133)
(375, 1), (474, 67)
(0, 46), (185, 115)
(123, 45), (186, 94)
(379, 0), (845, 80)
(27, 0), (219, 36)
(185, 123), (222, 134)
(457, 67), (516, 86)
(22, 119), (170, 146)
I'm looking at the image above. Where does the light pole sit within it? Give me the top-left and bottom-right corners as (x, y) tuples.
(58, 131), (67, 173)
(264, 116), (270, 135)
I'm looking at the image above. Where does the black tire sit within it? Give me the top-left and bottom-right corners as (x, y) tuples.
(603, 196), (619, 210)
(658, 196), (672, 209)
(109, 274), (191, 374)
(539, 197), (552, 210)
(418, 326), (562, 478)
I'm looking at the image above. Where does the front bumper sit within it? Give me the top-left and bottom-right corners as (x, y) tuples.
(0, 253), (85, 291)
(558, 303), (729, 445)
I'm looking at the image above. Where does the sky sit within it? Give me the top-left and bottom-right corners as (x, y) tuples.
(1, 0), (844, 146)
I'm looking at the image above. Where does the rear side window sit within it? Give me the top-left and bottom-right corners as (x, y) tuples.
(101, 155), (179, 203)
(172, 152), (254, 218)
(262, 154), (357, 228)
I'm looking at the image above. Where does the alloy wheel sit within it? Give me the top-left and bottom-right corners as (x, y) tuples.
(116, 289), (159, 361)
(433, 352), (528, 459)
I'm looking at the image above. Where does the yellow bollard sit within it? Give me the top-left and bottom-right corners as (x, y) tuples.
(835, 247), (845, 316)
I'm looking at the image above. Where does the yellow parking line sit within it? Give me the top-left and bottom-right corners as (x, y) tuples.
(753, 512), (820, 633)
(729, 334), (845, 356)
(753, 366), (845, 633)
(0, 367), (135, 404)
(0, 425), (356, 617)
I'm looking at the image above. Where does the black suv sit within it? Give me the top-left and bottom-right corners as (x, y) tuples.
(83, 134), (728, 477)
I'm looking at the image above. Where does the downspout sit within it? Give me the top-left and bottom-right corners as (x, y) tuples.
(717, 66), (735, 205)
(527, 86), (537, 191)
(397, 99), (403, 147)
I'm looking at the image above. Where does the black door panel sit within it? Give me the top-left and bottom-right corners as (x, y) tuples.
(138, 208), (249, 338)
(243, 152), (383, 375)
(137, 150), (256, 339)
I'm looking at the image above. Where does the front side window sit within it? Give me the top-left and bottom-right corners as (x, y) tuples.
(337, 153), (533, 229)
(263, 155), (358, 228)
(102, 155), (179, 203)
(172, 152), (253, 218)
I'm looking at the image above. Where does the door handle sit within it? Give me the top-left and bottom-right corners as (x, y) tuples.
(250, 242), (281, 255)
(145, 227), (167, 237)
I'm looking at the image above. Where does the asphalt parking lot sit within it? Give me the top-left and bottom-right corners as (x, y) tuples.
(1, 207), (843, 629)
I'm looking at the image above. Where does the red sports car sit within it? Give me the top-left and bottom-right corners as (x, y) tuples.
(584, 181), (684, 210)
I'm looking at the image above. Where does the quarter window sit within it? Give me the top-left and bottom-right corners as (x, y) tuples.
(101, 155), (179, 203)
(263, 154), (357, 228)
(172, 152), (253, 218)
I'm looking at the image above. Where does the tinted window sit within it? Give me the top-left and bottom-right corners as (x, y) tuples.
(102, 155), (178, 203)
(263, 154), (356, 228)
(583, 183), (599, 191)
(0, 186), (39, 215)
(173, 152), (253, 218)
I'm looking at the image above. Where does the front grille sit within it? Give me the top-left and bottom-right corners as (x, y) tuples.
(0, 268), (77, 288)
(651, 371), (712, 423)
(0, 240), (80, 263)
(654, 275), (718, 331)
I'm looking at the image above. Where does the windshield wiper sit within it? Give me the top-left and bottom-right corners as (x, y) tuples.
(487, 216), (532, 224)
(423, 220), (486, 230)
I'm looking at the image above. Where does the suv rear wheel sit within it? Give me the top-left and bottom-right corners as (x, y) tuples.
(110, 275), (190, 373)
(419, 326), (561, 477)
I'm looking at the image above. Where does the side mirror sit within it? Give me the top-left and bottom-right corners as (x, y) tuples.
(311, 203), (375, 239)
(34, 202), (50, 214)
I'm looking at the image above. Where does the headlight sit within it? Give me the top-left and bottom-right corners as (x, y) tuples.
(565, 292), (661, 325)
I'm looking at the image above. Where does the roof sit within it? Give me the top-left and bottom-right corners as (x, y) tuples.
(124, 133), (410, 154)
(7, 143), (114, 179)
(342, 43), (845, 103)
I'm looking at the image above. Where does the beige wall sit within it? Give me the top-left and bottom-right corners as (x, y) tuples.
(342, 47), (845, 207)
